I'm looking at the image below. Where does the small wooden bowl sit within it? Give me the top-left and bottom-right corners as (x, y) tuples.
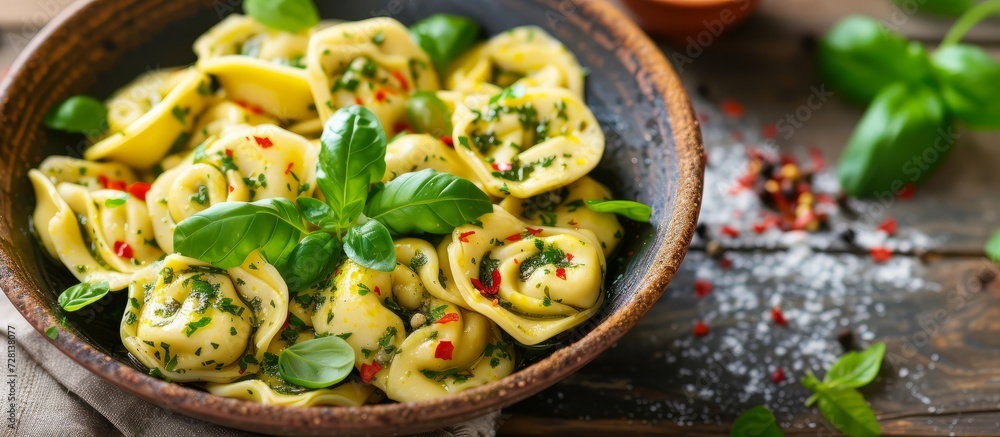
(620, 0), (761, 41)
(0, 0), (704, 435)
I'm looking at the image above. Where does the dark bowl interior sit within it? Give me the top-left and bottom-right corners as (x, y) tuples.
(0, 0), (703, 435)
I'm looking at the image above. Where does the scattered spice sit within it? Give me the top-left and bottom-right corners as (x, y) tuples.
(458, 231), (476, 243)
(126, 182), (151, 202)
(720, 226), (740, 238)
(114, 241), (133, 259)
(98, 175), (127, 191)
(555, 268), (567, 280)
(434, 340), (454, 360)
(770, 368), (785, 384)
(252, 136), (273, 148)
(360, 362), (381, 384)
(694, 280), (713, 299)
(720, 99), (745, 118)
(284, 163), (294, 175)
(693, 320), (710, 337)
(434, 313), (459, 325)
(440, 136), (454, 147)
(771, 307), (788, 327)
(877, 218), (897, 236)
(896, 183), (916, 201)
(869, 247), (892, 263)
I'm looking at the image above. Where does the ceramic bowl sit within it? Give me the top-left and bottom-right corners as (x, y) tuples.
(619, 0), (761, 41)
(0, 0), (703, 434)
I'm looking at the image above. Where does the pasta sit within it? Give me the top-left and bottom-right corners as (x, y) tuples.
(32, 7), (648, 408)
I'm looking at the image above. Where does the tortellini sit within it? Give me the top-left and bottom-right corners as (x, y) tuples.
(29, 170), (162, 291)
(448, 26), (584, 97)
(205, 324), (376, 406)
(445, 206), (606, 345)
(34, 156), (138, 190)
(500, 176), (623, 256)
(185, 100), (281, 151)
(306, 18), (438, 134)
(194, 14), (318, 121)
(147, 125), (318, 252)
(383, 134), (481, 186)
(120, 252), (287, 382)
(85, 68), (215, 169)
(453, 86), (604, 198)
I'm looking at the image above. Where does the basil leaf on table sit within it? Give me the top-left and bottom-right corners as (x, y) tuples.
(824, 342), (885, 389)
(296, 197), (337, 229)
(316, 106), (387, 230)
(173, 198), (307, 269)
(278, 336), (355, 389)
(892, 0), (972, 17)
(58, 280), (110, 312)
(836, 83), (950, 198)
(243, 0), (319, 33)
(816, 388), (881, 437)
(410, 13), (481, 73)
(343, 220), (396, 272)
(818, 16), (932, 104)
(44, 95), (107, 134)
(730, 406), (784, 437)
(985, 230), (1000, 263)
(365, 169), (493, 235)
(931, 45), (1000, 130)
(585, 200), (653, 223)
(405, 91), (453, 138)
(280, 232), (342, 294)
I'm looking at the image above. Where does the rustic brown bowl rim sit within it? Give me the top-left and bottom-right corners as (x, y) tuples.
(0, 0), (704, 434)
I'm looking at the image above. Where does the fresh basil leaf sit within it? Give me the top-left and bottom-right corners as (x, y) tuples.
(58, 280), (110, 312)
(824, 342), (885, 389)
(931, 45), (1000, 130)
(405, 91), (453, 138)
(585, 199), (652, 223)
(818, 16), (932, 104)
(410, 14), (481, 73)
(343, 220), (396, 272)
(278, 335), (355, 389)
(173, 198), (306, 269)
(489, 84), (525, 104)
(45, 326), (58, 340)
(296, 197), (337, 229)
(317, 106), (387, 229)
(816, 387), (882, 437)
(986, 229), (1000, 263)
(836, 83), (950, 198)
(730, 406), (784, 437)
(243, 0), (319, 33)
(280, 232), (342, 294)
(44, 95), (107, 134)
(893, 0), (972, 17)
(365, 169), (493, 235)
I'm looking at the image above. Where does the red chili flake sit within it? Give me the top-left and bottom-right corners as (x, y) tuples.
(391, 70), (410, 92)
(458, 231), (476, 243)
(555, 268), (567, 280)
(434, 341), (455, 360)
(114, 241), (133, 259)
(693, 320), (710, 337)
(878, 218), (897, 235)
(373, 286), (381, 296)
(253, 136), (273, 148)
(771, 307), (788, 327)
(98, 175), (127, 191)
(566, 253), (574, 262)
(491, 162), (513, 171)
(771, 368), (785, 384)
(694, 280), (712, 298)
(809, 147), (825, 172)
(505, 233), (522, 242)
(567, 219), (578, 227)
(126, 182), (151, 201)
(233, 99), (263, 115)
(434, 313), (459, 325)
(719, 257), (733, 269)
(470, 269), (502, 297)
(375, 89), (387, 102)
(225, 148), (233, 157)
(440, 136), (454, 147)
(896, 183), (916, 201)
(720, 225), (740, 238)
(239, 369), (246, 375)
(526, 228), (543, 236)
(513, 258), (520, 265)
(761, 123), (777, 139)
(870, 247), (892, 263)
(284, 163), (294, 175)
(355, 97), (364, 106)
(720, 99), (745, 118)
(98, 174), (109, 188)
(360, 362), (381, 384)
(751, 221), (770, 235)
(229, 185), (235, 193)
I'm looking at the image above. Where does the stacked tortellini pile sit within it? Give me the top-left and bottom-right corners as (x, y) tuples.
(31, 13), (626, 407)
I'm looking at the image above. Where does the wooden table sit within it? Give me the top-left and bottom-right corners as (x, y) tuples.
(501, 1), (1000, 435)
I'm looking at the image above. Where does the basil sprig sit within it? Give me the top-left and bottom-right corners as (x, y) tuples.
(44, 95), (108, 134)
(730, 406), (783, 437)
(802, 342), (885, 436)
(410, 14), (481, 73)
(278, 336), (355, 389)
(824, 3), (1000, 198)
(58, 280), (110, 312)
(585, 199), (652, 223)
(243, 0), (319, 33)
(174, 105), (492, 292)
